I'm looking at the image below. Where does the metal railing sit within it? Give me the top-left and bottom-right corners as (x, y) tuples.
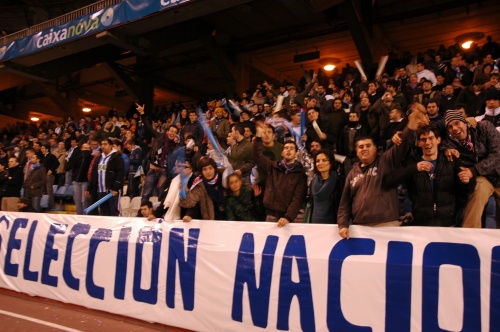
(0, 0), (123, 46)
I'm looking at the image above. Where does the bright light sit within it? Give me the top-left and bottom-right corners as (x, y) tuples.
(323, 64), (336, 71)
(461, 41), (473, 49)
(82, 107), (91, 112)
(30, 117), (39, 121)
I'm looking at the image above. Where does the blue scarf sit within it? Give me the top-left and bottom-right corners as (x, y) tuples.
(30, 163), (41, 171)
(278, 159), (302, 174)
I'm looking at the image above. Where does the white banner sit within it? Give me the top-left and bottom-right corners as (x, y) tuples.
(0, 212), (499, 332)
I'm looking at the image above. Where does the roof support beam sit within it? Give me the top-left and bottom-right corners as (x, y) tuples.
(102, 61), (140, 101)
(96, 31), (150, 57)
(200, 34), (236, 96)
(32, 81), (70, 113)
(0, 62), (49, 82)
(74, 89), (130, 111)
(340, 0), (374, 78)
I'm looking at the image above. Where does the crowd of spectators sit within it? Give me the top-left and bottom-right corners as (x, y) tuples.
(0, 38), (499, 230)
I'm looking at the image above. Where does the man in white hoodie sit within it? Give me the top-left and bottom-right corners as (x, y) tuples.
(476, 88), (500, 132)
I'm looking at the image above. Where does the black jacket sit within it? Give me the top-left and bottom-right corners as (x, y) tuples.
(73, 151), (94, 182)
(2, 165), (24, 197)
(88, 152), (125, 193)
(42, 152), (60, 174)
(405, 153), (471, 226)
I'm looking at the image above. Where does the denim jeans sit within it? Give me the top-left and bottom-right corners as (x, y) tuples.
(65, 170), (73, 187)
(127, 172), (141, 198)
(142, 169), (166, 201)
(46, 173), (55, 208)
(73, 181), (90, 215)
(31, 196), (41, 212)
(97, 192), (120, 216)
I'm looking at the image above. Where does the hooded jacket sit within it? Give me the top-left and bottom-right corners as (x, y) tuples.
(253, 137), (307, 222)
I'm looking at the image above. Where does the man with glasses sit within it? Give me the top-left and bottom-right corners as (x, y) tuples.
(148, 159), (195, 221)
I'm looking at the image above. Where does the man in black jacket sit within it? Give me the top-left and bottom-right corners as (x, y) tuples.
(72, 143), (93, 215)
(1, 157), (24, 211)
(136, 104), (179, 201)
(41, 144), (60, 210)
(393, 125), (471, 226)
(86, 138), (124, 216)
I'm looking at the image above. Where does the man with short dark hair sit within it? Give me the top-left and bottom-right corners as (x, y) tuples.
(456, 77), (488, 116)
(86, 138), (125, 216)
(181, 110), (204, 146)
(1, 157), (24, 211)
(416, 62), (437, 86)
(440, 84), (458, 112)
(137, 104), (180, 201)
(32, 141), (44, 160)
(254, 125), (307, 227)
(228, 123), (255, 182)
(393, 125), (471, 226)
(72, 143), (92, 215)
(40, 143), (60, 209)
(415, 79), (440, 104)
(140, 201), (154, 218)
(386, 79), (408, 111)
(338, 104), (429, 238)
(476, 88), (500, 131)
(283, 73), (317, 112)
(426, 99), (443, 123)
(23, 153), (46, 212)
(303, 107), (335, 153)
(125, 140), (143, 198)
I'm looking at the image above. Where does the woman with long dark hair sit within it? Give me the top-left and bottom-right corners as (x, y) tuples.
(309, 149), (339, 223)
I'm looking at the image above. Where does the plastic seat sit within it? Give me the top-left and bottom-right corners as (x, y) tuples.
(40, 195), (49, 208)
(63, 186), (74, 198)
(119, 196), (131, 216)
(54, 185), (68, 198)
(129, 196), (143, 217)
(149, 196), (158, 204)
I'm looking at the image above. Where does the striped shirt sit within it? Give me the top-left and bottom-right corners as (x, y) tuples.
(97, 151), (114, 193)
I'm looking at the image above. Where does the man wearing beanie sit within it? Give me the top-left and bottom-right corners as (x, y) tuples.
(475, 88), (500, 131)
(442, 109), (500, 227)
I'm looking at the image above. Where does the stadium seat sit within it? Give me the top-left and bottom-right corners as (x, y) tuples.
(119, 196), (131, 217)
(129, 196), (142, 218)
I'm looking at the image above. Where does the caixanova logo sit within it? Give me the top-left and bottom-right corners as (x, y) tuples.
(36, 8), (115, 49)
